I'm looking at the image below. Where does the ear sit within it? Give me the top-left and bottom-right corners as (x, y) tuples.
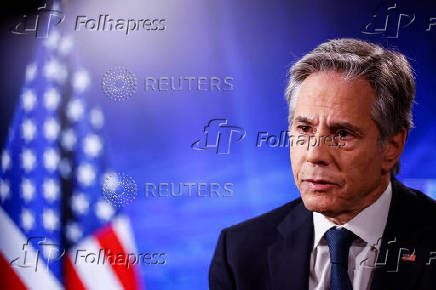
(381, 129), (407, 173)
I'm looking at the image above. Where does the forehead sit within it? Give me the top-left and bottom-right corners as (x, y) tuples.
(294, 71), (376, 124)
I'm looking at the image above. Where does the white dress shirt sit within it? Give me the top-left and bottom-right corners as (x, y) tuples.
(308, 181), (392, 290)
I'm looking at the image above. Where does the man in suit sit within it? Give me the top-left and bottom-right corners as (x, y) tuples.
(209, 38), (436, 290)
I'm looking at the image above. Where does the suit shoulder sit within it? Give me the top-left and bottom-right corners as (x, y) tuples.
(395, 178), (436, 224)
(398, 179), (436, 207)
(407, 186), (436, 216)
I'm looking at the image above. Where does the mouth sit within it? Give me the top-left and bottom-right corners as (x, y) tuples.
(301, 179), (339, 191)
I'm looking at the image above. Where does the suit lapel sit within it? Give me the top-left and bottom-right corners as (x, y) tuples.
(268, 201), (313, 290)
(370, 177), (427, 290)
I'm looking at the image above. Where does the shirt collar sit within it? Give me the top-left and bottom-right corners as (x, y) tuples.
(312, 181), (392, 248)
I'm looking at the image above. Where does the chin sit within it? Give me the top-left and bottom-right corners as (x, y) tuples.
(300, 191), (341, 214)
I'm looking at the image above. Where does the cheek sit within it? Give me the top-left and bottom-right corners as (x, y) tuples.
(339, 148), (384, 185)
(289, 146), (307, 181)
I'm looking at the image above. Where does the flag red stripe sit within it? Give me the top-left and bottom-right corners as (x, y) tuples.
(64, 255), (86, 290)
(95, 224), (139, 290)
(0, 252), (27, 290)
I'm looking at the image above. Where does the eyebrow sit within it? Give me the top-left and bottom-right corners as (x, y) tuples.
(294, 116), (364, 136)
(294, 116), (314, 124)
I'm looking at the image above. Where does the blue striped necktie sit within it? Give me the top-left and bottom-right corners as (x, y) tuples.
(324, 227), (358, 290)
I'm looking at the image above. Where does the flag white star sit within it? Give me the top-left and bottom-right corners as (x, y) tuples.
(21, 178), (35, 202)
(66, 222), (82, 242)
(95, 200), (115, 221)
(83, 134), (102, 157)
(73, 70), (90, 92)
(66, 99), (84, 122)
(21, 209), (34, 231)
(22, 89), (37, 111)
(43, 118), (60, 140)
(42, 208), (59, 231)
(0, 179), (10, 202)
(25, 63), (37, 82)
(43, 58), (62, 80)
(90, 108), (104, 129)
(43, 179), (60, 202)
(2, 150), (11, 171)
(43, 148), (59, 171)
(59, 35), (74, 55)
(61, 128), (77, 151)
(21, 149), (36, 172)
(43, 87), (61, 111)
(77, 163), (96, 186)
(44, 30), (60, 49)
(71, 192), (89, 215)
(21, 119), (37, 142)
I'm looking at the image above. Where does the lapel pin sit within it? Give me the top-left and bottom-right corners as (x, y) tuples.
(401, 253), (416, 262)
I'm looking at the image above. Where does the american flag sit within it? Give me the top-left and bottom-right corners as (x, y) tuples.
(0, 22), (141, 290)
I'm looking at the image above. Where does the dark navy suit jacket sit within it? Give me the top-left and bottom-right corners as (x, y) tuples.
(209, 177), (436, 290)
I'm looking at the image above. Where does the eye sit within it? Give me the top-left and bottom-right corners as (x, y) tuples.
(336, 129), (351, 138)
(297, 125), (311, 133)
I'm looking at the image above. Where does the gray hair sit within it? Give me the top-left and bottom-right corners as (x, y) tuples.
(285, 38), (415, 175)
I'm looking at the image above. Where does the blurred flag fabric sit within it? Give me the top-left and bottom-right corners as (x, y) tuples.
(0, 17), (141, 290)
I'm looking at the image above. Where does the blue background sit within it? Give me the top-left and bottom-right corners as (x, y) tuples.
(1, 0), (436, 289)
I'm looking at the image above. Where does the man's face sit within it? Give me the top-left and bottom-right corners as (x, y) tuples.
(289, 70), (391, 222)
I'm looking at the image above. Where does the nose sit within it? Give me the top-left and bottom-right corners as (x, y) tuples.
(305, 134), (333, 167)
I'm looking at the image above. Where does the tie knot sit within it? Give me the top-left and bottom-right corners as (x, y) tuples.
(324, 228), (357, 265)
